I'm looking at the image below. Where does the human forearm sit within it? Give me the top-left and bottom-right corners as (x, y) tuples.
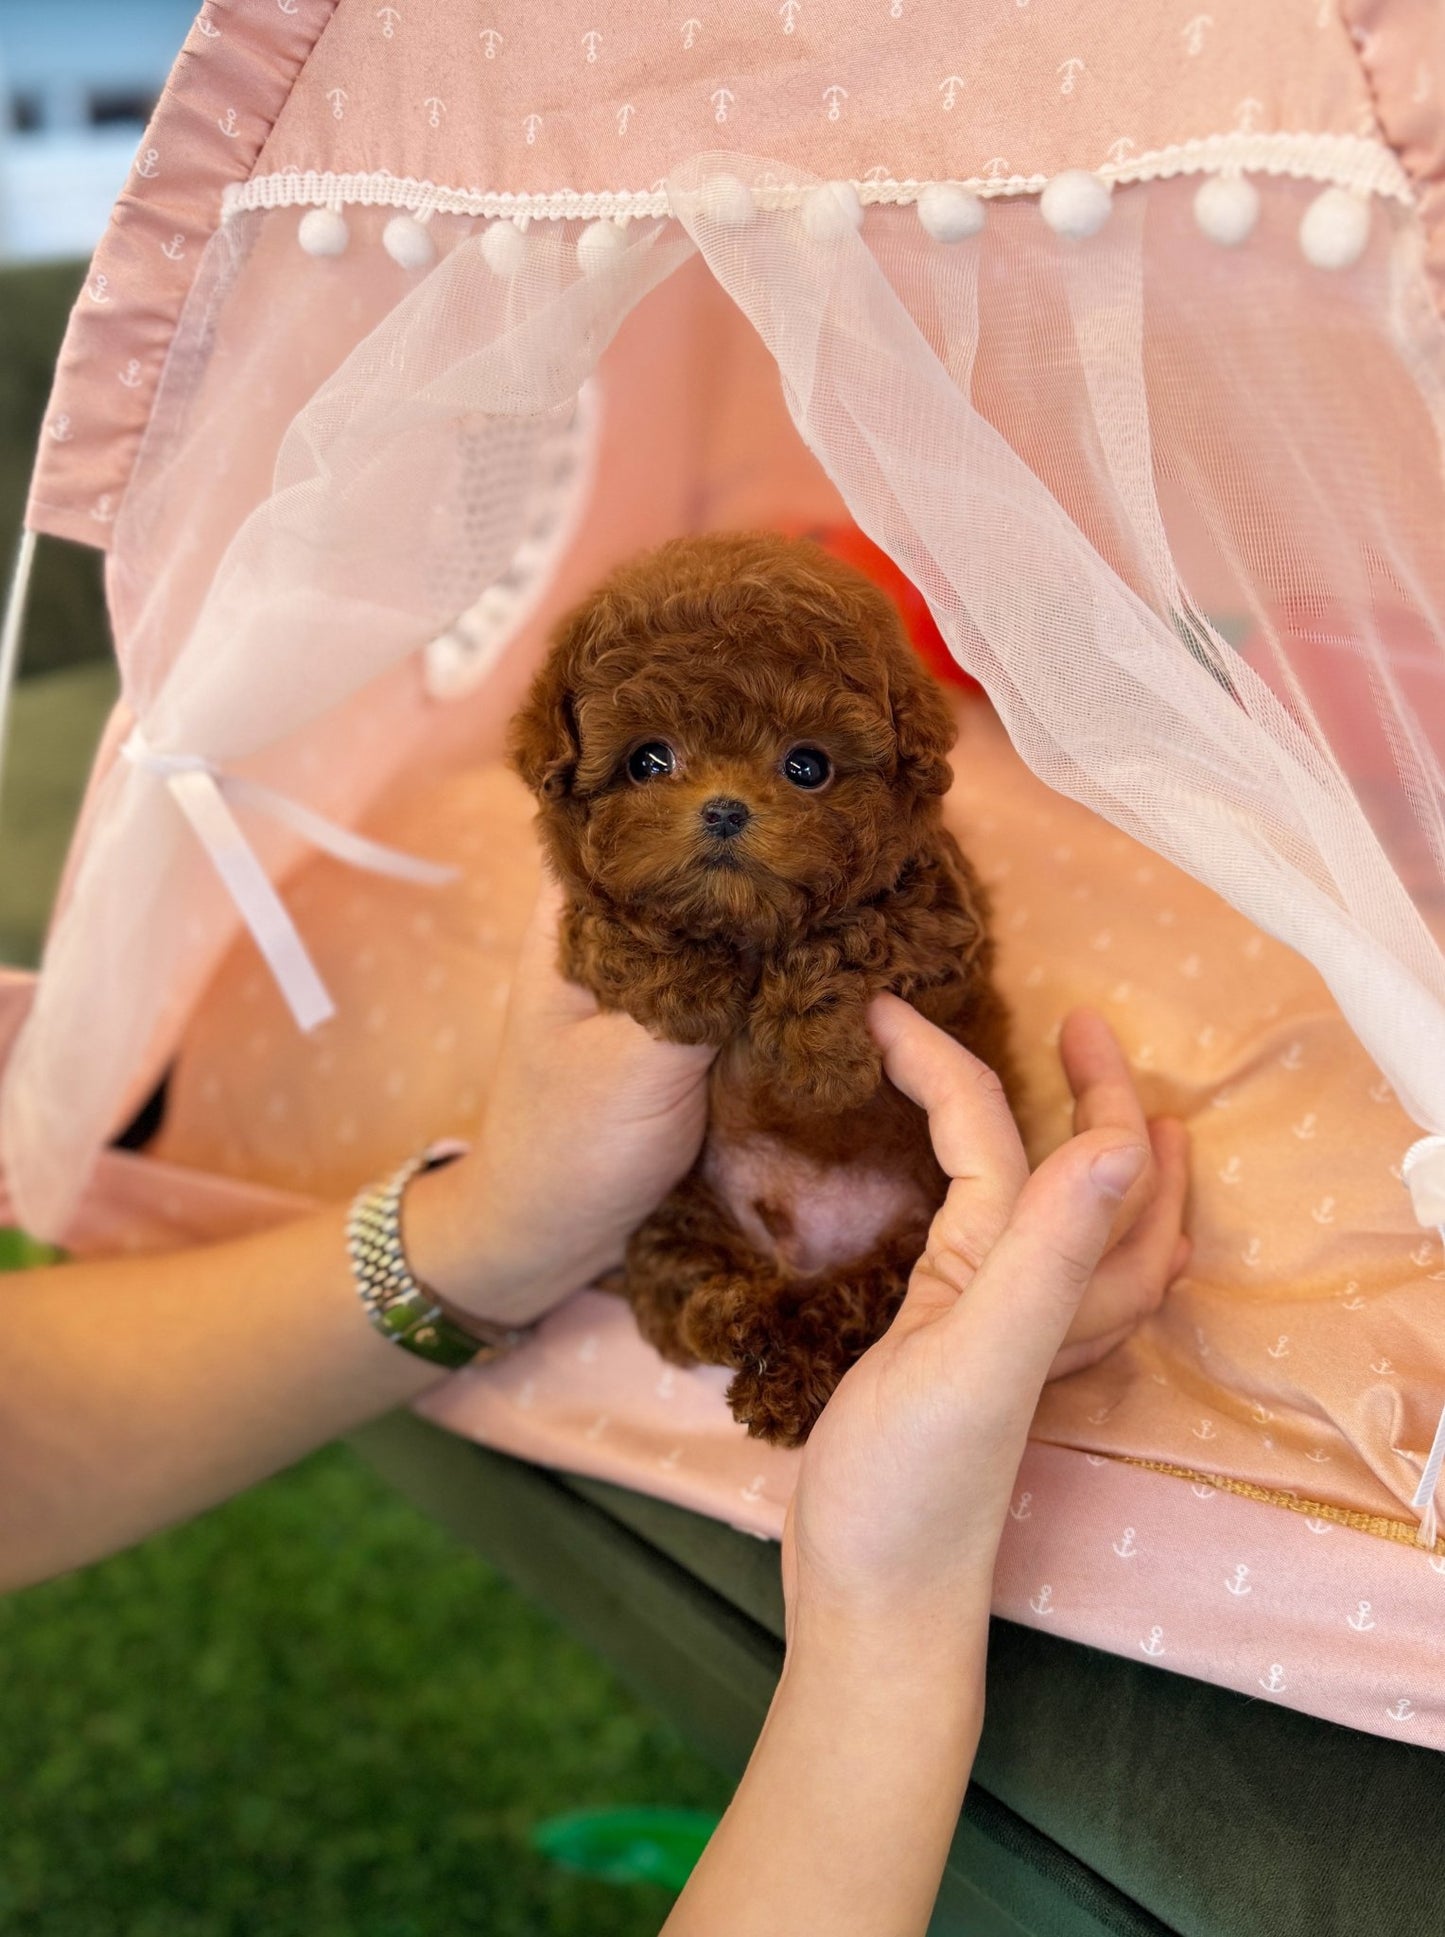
(0, 1164), (486, 1591)
(665, 1616), (984, 1937)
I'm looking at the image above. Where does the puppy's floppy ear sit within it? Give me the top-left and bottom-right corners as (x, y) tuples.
(887, 646), (957, 798)
(508, 647), (580, 801)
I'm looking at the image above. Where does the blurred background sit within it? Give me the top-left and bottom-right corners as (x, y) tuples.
(0, 7), (729, 1931)
(0, 0), (194, 263)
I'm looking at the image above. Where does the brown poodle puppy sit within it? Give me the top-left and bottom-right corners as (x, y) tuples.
(510, 532), (1016, 1445)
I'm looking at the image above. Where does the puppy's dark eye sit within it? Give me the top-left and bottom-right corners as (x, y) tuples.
(782, 746), (831, 790)
(627, 741), (676, 783)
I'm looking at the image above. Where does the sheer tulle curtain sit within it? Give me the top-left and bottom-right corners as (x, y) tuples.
(674, 160), (1445, 1140)
(2, 211), (695, 1236)
(9, 168), (1445, 1234)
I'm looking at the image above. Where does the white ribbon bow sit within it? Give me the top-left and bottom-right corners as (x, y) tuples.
(122, 728), (456, 1032)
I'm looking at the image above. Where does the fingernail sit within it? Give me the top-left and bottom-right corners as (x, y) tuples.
(1091, 1143), (1148, 1200)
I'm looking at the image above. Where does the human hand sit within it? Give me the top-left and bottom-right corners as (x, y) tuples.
(410, 876), (716, 1323)
(782, 996), (1186, 1674)
(1047, 1009), (1191, 1379)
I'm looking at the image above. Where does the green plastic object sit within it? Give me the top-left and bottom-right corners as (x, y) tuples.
(531, 1806), (721, 1891)
(0, 1227), (64, 1271)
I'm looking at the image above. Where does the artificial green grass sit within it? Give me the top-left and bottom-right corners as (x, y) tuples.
(0, 1443), (733, 1936)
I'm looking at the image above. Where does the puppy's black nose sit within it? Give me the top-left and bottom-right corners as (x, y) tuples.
(700, 795), (750, 840)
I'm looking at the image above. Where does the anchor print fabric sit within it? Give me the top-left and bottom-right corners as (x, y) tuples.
(252, 0), (1377, 199)
(25, 0), (335, 547)
(990, 1443), (1445, 1747)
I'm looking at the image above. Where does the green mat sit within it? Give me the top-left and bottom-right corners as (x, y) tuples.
(533, 1807), (720, 1891)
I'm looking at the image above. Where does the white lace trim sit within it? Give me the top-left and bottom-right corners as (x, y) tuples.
(222, 132), (1413, 223)
(422, 383), (600, 702)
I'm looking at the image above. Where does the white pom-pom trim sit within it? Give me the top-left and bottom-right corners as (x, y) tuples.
(382, 212), (436, 270)
(1193, 174), (1260, 247)
(917, 183), (986, 243)
(1039, 170), (1113, 241)
(481, 218), (527, 276)
(577, 217), (628, 276)
(700, 173), (757, 226)
(1299, 186), (1371, 270)
(801, 180), (863, 241)
(297, 207), (349, 257)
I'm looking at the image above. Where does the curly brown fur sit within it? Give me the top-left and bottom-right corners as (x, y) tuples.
(510, 531), (1017, 1444)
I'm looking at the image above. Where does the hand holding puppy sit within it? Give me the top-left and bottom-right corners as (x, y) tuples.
(411, 877), (717, 1324)
(782, 995), (1189, 1661)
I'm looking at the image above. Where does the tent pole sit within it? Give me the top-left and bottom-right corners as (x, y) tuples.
(0, 526), (37, 826)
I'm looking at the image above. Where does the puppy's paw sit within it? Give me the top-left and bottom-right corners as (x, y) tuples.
(679, 1279), (843, 1446)
(562, 905), (746, 1045)
(639, 980), (750, 1047)
(676, 1272), (759, 1365)
(724, 1359), (834, 1447)
(800, 1029), (884, 1114)
(752, 1007), (882, 1114)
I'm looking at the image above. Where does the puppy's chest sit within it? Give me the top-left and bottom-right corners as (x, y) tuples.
(701, 1129), (933, 1276)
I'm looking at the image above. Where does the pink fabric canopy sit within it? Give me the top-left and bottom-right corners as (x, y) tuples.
(4, 0), (1445, 1746)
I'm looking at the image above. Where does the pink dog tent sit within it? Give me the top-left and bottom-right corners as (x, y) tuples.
(3, 0), (1445, 1745)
